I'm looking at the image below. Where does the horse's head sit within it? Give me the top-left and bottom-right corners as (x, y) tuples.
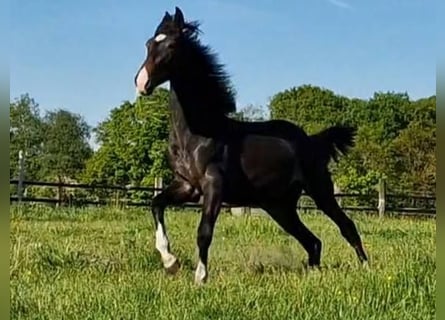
(134, 7), (196, 96)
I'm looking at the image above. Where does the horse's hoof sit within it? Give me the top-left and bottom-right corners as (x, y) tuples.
(194, 261), (208, 284)
(164, 259), (181, 275)
(194, 276), (208, 286)
(303, 260), (321, 272)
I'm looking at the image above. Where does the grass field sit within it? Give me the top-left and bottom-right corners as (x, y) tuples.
(10, 206), (435, 320)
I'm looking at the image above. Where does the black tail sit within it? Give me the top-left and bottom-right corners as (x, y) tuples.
(310, 125), (356, 166)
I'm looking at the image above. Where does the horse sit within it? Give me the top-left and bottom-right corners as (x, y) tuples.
(134, 7), (368, 284)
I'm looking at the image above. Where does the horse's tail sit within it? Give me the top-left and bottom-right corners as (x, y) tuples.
(309, 125), (356, 167)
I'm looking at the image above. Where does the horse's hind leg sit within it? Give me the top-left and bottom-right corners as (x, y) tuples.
(151, 179), (198, 274)
(305, 170), (368, 264)
(263, 198), (322, 267)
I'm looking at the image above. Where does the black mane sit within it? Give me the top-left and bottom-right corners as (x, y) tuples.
(175, 21), (237, 114)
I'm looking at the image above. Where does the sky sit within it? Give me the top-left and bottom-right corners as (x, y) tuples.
(11, 0), (436, 129)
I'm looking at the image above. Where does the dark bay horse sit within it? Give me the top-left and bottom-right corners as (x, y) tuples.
(134, 7), (368, 284)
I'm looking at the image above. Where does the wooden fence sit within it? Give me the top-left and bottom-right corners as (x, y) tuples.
(9, 179), (436, 217)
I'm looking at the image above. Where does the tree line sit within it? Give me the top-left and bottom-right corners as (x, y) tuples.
(10, 85), (435, 203)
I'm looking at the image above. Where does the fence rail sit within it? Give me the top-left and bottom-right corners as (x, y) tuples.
(10, 179), (160, 191)
(9, 179), (436, 217)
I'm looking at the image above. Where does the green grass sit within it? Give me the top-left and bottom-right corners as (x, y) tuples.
(10, 206), (435, 320)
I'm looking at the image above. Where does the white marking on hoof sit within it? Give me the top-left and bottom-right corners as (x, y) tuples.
(194, 260), (208, 284)
(155, 224), (177, 268)
(154, 33), (167, 42)
(163, 255), (178, 269)
(155, 224), (169, 252)
(164, 257), (180, 275)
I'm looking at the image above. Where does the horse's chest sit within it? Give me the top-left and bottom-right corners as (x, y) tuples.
(170, 149), (198, 179)
(168, 139), (218, 187)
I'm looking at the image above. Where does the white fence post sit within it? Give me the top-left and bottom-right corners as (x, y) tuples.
(378, 178), (386, 218)
(154, 177), (163, 196)
(334, 183), (342, 207)
(17, 150), (25, 204)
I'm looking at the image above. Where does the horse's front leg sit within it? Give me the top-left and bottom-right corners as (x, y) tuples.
(151, 179), (198, 274)
(195, 165), (223, 284)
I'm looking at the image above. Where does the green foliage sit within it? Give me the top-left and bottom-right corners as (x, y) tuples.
(334, 160), (380, 195)
(230, 104), (269, 121)
(10, 86), (435, 202)
(83, 88), (172, 190)
(10, 94), (44, 180)
(269, 86), (435, 196)
(269, 85), (347, 134)
(389, 96), (436, 193)
(10, 95), (93, 185)
(358, 92), (411, 141)
(11, 207), (435, 320)
(40, 109), (92, 181)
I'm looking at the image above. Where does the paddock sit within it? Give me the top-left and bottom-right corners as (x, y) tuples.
(10, 206), (435, 320)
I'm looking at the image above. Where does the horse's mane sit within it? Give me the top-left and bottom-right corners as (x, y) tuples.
(176, 21), (237, 114)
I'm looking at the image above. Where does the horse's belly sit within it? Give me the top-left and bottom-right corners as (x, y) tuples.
(240, 136), (300, 187)
(221, 136), (302, 204)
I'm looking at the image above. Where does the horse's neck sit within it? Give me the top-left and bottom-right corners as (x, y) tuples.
(168, 89), (194, 145)
(169, 90), (189, 132)
(169, 79), (230, 138)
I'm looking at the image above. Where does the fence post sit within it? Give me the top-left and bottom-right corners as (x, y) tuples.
(57, 177), (63, 207)
(154, 177), (163, 197)
(334, 183), (342, 208)
(378, 178), (386, 218)
(17, 150), (25, 204)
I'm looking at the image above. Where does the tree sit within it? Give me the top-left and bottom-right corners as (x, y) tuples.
(83, 88), (171, 188)
(389, 96), (436, 194)
(362, 92), (411, 141)
(268, 84), (436, 199)
(230, 104), (268, 121)
(9, 94), (44, 180)
(40, 109), (92, 182)
(268, 84), (362, 194)
(268, 85), (347, 134)
(333, 92), (416, 195)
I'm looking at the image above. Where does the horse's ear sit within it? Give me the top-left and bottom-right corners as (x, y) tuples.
(174, 6), (185, 28)
(162, 11), (172, 23)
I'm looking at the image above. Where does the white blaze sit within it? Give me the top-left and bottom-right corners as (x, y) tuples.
(154, 33), (167, 42)
(135, 67), (149, 94)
